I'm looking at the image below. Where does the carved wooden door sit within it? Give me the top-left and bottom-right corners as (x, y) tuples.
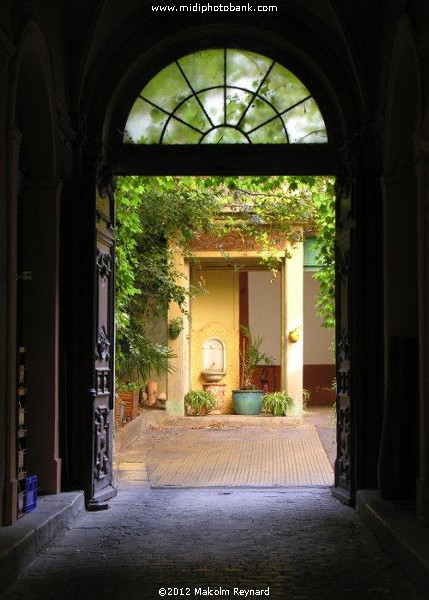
(89, 171), (117, 507)
(333, 175), (355, 504)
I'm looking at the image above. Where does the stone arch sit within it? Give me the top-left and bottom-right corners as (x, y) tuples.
(382, 14), (421, 339)
(72, 11), (371, 506)
(378, 15), (422, 501)
(9, 20), (58, 177)
(74, 11), (367, 156)
(5, 19), (62, 524)
(384, 16), (421, 172)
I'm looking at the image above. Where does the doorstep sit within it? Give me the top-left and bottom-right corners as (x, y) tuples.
(0, 491), (85, 592)
(357, 489), (429, 595)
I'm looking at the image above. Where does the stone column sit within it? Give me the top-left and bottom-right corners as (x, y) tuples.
(381, 169), (418, 343)
(166, 247), (190, 416)
(3, 127), (21, 524)
(378, 169), (419, 500)
(283, 239), (304, 417)
(416, 137), (429, 523)
(21, 179), (63, 494)
(0, 33), (15, 519)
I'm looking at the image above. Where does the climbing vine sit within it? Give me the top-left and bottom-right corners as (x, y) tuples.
(115, 175), (335, 387)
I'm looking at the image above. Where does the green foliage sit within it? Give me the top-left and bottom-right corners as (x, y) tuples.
(302, 388), (311, 412)
(262, 391), (294, 416)
(310, 178), (336, 328)
(168, 317), (183, 339)
(184, 390), (217, 416)
(115, 174), (336, 388)
(115, 176), (219, 388)
(115, 332), (176, 390)
(125, 49), (326, 145)
(240, 325), (273, 389)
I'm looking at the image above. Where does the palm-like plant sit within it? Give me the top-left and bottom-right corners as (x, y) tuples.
(262, 391), (294, 416)
(115, 324), (176, 391)
(240, 325), (273, 389)
(184, 390), (217, 416)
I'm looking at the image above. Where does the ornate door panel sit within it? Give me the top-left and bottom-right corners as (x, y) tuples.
(334, 176), (355, 504)
(89, 171), (117, 507)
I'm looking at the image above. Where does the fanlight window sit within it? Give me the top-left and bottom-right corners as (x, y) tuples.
(124, 48), (327, 145)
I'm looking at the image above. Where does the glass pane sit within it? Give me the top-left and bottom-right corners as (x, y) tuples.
(142, 62), (191, 113)
(248, 118), (288, 143)
(201, 127), (250, 144)
(283, 97), (327, 143)
(124, 48), (328, 145)
(124, 98), (168, 144)
(226, 49), (272, 92)
(162, 119), (202, 144)
(174, 96), (211, 133)
(225, 88), (254, 126)
(240, 97), (279, 133)
(198, 89), (225, 126)
(261, 63), (311, 112)
(178, 49), (224, 90)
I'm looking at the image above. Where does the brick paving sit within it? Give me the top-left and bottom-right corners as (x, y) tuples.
(0, 413), (424, 600)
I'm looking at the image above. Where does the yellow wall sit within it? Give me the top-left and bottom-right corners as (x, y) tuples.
(190, 268), (240, 413)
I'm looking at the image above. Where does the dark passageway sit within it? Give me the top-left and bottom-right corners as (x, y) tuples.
(0, 484), (423, 599)
(2, 2), (429, 598)
(0, 410), (424, 600)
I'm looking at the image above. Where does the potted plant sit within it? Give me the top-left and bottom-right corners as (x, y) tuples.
(185, 390), (217, 416)
(115, 381), (141, 425)
(262, 391), (294, 416)
(232, 325), (273, 415)
(116, 325), (176, 424)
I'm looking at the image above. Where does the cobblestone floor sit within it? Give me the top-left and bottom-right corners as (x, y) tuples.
(0, 485), (424, 600)
(0, 412), (424, 600)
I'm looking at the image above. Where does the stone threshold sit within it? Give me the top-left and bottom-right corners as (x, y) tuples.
(357, 489), (429, 596)
(0, 491), (85, 592)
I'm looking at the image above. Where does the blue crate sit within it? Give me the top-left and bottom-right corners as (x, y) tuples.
(25, 475), (37, 513)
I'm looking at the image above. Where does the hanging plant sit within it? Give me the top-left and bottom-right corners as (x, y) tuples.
(169, 317), (184, 339)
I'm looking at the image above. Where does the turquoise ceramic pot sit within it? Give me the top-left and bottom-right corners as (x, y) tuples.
(232, 389), (264, 415)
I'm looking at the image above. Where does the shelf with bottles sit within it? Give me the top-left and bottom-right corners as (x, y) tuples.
(16, 346), (28, 518)
(17, 480), (26, 517)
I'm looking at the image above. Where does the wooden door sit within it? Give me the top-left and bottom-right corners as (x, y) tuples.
(88, 170), (117, 507)
(333, 175), (355, 504)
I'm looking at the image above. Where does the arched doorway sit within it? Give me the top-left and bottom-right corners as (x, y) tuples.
(4, 22), (61, 524)
(73, 17), (371, 508)
(378, 16), (421, 503)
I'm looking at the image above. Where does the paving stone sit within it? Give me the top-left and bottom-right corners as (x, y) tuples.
(0, 486), (424, 600)
(0, 417), (424, 599)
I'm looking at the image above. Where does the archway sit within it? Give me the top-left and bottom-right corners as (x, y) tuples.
(378, 17), (421, 502)
(4, 22), (61, 524)
(103, 38), (348, 502)
(75, 16), (369, 507)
